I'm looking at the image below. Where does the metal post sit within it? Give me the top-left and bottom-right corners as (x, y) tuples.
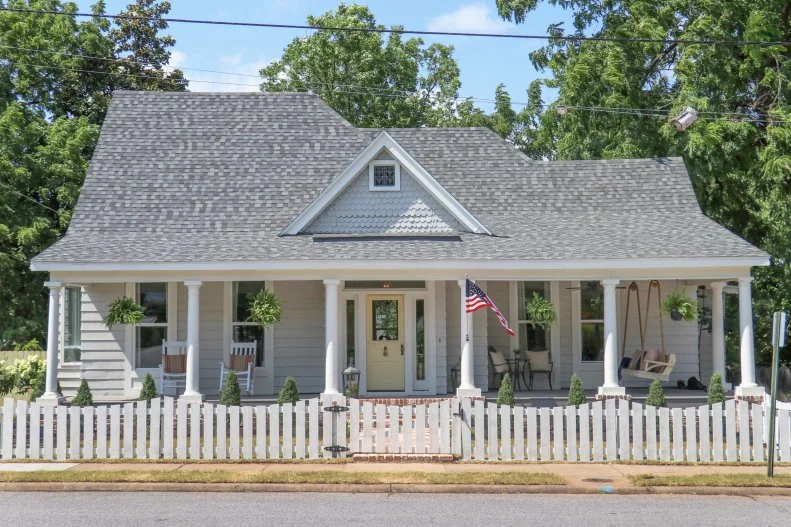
(768, 312), (787, 477)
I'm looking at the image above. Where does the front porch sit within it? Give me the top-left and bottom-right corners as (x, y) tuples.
(40, 271), (765, 405)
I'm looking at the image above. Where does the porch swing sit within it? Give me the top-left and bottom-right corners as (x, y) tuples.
(620, 280), (677, 382)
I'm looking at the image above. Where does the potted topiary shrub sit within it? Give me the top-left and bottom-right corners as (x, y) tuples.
(139, 373), (158, 402)
(496, 373), (515, 407)
(662, 292), (697, 322)
(278, 376), (300, 405)
(71, 379), (93, 407)
(708, 372), (727, 406)
(104, 296), (146, 328)
(567, 373), (586, 407)
(646, 379), (667, 408)
(525, 293), (557, 329)
(219, 371), (241, 407)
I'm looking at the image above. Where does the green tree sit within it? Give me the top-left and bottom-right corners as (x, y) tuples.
(261, 3), (499, 129)
(0, 0), (185, 349)
(220, 371), (241, 406)
(566, 373), (586, 407)
(139, 373), (158, 401)
(646, 379), (667, 408)
(278, 376), (300, 405)
(495, 0), (791, 362)
(496, 372), (516, 407)
(71, 379), (93, 406)
(708, 372), (727, 406)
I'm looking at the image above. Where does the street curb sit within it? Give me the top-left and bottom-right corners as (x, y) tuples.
(2, 482), (791, 496)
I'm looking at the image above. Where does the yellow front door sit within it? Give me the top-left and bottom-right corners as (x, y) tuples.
(366, 295), (405, 391)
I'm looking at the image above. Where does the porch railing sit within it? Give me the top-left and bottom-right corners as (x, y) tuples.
(0, 397), (788, 462)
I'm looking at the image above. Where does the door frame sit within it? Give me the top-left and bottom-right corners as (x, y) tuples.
(342, 281), (436, 395)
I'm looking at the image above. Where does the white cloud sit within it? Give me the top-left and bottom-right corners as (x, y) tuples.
(167, 49), (269, 93)
(426, 3), (511, 33)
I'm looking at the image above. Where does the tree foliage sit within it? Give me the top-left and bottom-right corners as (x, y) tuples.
(278, 376), (300, 405)
(260, 3), (523, 132)
(71, 378), (93, 406)
(0, 0), (185, 348)
(495, 0), (791, 363)
(220, 371), (241, 407)
(139, 372), (158, 401)
(567, 373), (586, 406)
(646, 379), (667, 408)
(708, 372), (727, 406)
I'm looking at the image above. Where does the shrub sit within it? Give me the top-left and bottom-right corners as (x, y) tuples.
(71, 379), (93, 407)
(0, 361), (15, 396)
(17, 339), (43, 351)
(220, 371), (241, 406)
(646, 379), (667, 408)
(496, 373), (515, 407)
(708, 372), (727, 406)
(140, 373), (158, 401)
(567, 373), (586, 407)
(15, 355), (46, 395)
(278, 376), (300, 405)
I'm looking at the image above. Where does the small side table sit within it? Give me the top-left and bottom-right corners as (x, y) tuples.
(509, 357), (528, 391)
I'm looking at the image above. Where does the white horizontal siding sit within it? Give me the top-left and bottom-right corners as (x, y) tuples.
(274, 280), (325, 394)
(77, 283), (129, 397)
(435, 281), (447, 395)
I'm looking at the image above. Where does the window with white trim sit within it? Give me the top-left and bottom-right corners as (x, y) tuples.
(516, 281), (549, 352)
(233, 281), (265, 367)
(579, 281), (604, 362)
(369, 161), (400, 191)
(63, 287), (82, 362)
(136, 283), (168, 368)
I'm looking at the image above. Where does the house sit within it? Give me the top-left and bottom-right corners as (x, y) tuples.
(31, 91), (769, 404)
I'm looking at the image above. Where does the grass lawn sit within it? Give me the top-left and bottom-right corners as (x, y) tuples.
(0, 469), (565, 486)
(631, 474), (791, 487)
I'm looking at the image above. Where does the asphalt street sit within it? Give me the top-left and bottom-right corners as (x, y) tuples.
(3, 492), (791, 526)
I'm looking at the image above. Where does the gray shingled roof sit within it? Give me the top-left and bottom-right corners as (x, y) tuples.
(33, 91), (765, 266)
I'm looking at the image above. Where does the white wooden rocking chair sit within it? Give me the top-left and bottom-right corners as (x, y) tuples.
(219, 341), (256, 395)
(159, 340), (187, 396)
(621, 281), (677, 382)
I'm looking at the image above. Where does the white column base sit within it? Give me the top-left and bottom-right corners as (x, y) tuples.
(597, 385), (626, 397)
(456, 387), (482, 398)
(37, 394), (62, 407)
(735, 384), (765, 399)
(179, 392), (203, 404)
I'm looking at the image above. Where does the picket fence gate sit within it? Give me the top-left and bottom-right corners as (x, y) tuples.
(1, 397), (789, 462)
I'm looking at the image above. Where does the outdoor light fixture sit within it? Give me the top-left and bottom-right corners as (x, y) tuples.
(671, 106), (698, 131)
(556, 105), (569, 115)
(343, 362), (360, 397)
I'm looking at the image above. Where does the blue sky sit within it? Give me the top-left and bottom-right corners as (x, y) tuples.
(79, 1), (570, 110)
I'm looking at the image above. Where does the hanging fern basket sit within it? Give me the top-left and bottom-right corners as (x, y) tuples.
(104, 296), (146, 329)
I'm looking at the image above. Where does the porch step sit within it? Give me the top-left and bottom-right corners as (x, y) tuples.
(351, 453), (454, 462)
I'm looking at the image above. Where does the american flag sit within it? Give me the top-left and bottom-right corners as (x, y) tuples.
(465, 279), (515, 336)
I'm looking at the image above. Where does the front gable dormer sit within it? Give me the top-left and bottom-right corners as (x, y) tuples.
(281, 132), (491, 236)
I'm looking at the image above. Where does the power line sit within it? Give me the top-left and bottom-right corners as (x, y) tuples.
(1, 6), (791, 47)
(3, 58), (789, 124)
(0, 181), (60, 214)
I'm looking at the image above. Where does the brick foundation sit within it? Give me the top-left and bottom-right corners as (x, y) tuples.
(351, 453), (455, 463)
(356, 396), (484, 406)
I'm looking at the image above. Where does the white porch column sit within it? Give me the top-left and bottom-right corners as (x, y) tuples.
(710, 282), (728, 388)
(322, 279), (342, 398)
(39, 281), (62, 406)
(181, 280), (203, 403)
(457, 279), (481, 397)
(735, 276), (764, 398)
(598, 279), (625, 397)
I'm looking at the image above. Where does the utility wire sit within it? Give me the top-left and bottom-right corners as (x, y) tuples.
(0, 181), (61, 214)
(3, 58), (789, 124)
(1, 6), (791, 47)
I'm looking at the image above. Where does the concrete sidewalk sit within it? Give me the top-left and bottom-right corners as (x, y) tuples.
(2, 462), (791, 494)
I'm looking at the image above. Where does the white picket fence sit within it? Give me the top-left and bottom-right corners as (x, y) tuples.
(1, 397), (789, 462)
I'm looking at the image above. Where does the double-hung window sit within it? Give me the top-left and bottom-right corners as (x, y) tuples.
(579, 281), (605, 362)
(516, 281), (550, 352)
(232, 281), (266, 367)
(63, 287), (82, 363)
(136, 283), (168, 368)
